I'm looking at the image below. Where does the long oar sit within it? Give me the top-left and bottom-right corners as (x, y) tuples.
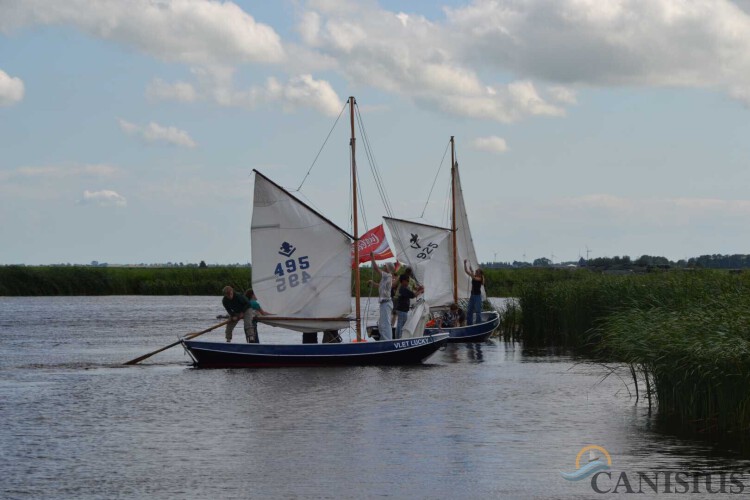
(124, 319), (230, 365)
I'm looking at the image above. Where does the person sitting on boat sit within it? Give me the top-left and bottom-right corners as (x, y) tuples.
(395, 275), (424, 339)
(222, 286), (253, 343)
(463, 260), (484, 326)
(369, 252), (395, 341)
(243, 288), (268, 343)
(438, 303), (464, 328)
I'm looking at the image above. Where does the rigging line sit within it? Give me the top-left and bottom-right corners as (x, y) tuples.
(357, 157), (368, 232)
(355, 107), (390, 220)
(295, 101), (348, 192)
(353, 105), (384, 209)
(355, 104), (395, 219)
(420, 139), (451, 218)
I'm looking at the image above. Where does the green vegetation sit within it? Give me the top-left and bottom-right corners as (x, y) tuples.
(512, 269), (750, 439)
(0, 266), (252, 296)
(596, 294), (750, 437)
(486, 252), (750, 271)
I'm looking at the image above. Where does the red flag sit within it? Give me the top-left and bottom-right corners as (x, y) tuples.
(352, 224), (394, 268)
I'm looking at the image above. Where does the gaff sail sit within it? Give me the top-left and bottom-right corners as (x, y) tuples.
(383, 217), (453, 308)
(452, 165), (482, 300)
(251, 171), (352, 332)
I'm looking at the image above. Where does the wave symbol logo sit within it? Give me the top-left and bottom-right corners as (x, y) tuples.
(561, 445), (612, 481)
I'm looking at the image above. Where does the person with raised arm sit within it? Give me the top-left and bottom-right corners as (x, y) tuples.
(463, 259), (484, 326)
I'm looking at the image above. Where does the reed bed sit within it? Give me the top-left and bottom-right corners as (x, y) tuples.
(0, 266), (252, 296)
(594, 290), (750, 437)
(514, 269), (750, 437)
(516, 270), (749, 348)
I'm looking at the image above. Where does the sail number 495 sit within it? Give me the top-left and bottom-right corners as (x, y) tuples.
(274, 256), (311, 292)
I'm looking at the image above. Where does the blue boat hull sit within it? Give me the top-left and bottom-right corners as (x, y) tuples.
(181, 333), (450, 368)
(424, 311), (500, 343)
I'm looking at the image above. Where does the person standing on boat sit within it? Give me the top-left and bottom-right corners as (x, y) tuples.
(370, 252), (395, 340)
(244, 288), (268, 343)
(463, 260), (484, 325)
(395, 275), (424, 339)
(222, 285), (253, 343)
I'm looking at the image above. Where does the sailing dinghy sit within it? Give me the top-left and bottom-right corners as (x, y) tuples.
(384, 137), (499, 343)
(182, 97), (448, 367)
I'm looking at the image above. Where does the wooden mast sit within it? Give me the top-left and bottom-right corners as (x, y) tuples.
(451, 136), (459, 304)
(350, 96), (362, 341)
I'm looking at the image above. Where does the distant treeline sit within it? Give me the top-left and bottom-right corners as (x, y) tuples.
(1, 265), (581, 297)
(485, 253), (750, 271)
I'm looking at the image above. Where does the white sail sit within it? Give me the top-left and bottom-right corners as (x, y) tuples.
(400, 298), (431, 338)
(452, 165), (482, 300)
(251, 171), (353, 332)
(383, 217), (454, 308)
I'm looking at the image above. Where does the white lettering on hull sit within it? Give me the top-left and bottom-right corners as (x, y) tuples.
(393, 338), (429, 349)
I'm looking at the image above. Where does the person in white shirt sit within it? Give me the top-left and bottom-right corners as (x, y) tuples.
(370, 252), (395, 340)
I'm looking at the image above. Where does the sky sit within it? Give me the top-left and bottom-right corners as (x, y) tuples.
(3, 0), (750, 265)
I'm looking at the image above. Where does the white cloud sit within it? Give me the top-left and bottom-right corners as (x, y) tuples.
(291, 0), (750, 116)
(0, 69), (24, 106)
(0, 163), (119, 181)
(118, 118), (197, 148)
(0, 0), (285, 66)
(191, 69), (342, 116)
(79, 189), (127, 207)
(266, 74), (342, 116)
(8, 0), (750, 121)
(472, 136), (508, 153)
(446, 0), (750, 104)
(298, 3), (566, 122)
(146, 78), (198, 102)
(547, 86), (577, 105)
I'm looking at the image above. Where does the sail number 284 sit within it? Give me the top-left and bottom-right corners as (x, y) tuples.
(274, 256), (311, 292)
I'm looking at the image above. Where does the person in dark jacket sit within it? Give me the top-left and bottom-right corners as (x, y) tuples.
(394, 275), (423, 339)
(222, 285), (252, 342)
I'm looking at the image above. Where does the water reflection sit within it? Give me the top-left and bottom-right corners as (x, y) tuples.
(442, 342), (487, 364)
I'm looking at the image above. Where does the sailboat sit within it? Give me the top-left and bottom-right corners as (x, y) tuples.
(384, 136), (499, 343)
(181, 97), (449, 367)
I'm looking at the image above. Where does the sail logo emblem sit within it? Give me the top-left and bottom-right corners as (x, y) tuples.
(278, 241), (296, 257)
(409, 233), (421, 249)
(561, 445), (612, 481)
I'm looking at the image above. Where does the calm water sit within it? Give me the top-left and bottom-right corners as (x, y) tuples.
(1, 296), (748, 499)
